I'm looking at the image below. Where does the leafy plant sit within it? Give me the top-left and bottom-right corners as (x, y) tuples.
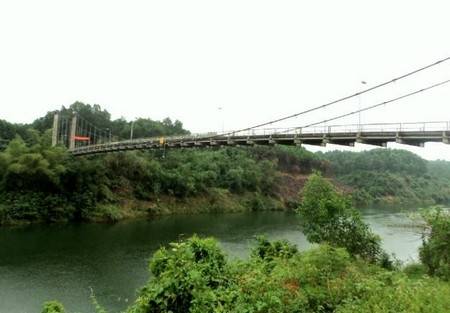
(40, 301), (66, 313)
(127, 235), (229, 313)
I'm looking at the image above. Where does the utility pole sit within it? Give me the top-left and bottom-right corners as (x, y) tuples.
(218, 107), (224, 134)
(130, 121), (134, 140)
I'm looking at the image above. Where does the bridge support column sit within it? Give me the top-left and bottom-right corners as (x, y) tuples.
(69, 116), (77, 150)
(321, 135), (329, 146)
(443, 131), (450, 145)
(356, 132), (365, 144)
(395, 132), (404, 144)
(51, 114), (59, 147)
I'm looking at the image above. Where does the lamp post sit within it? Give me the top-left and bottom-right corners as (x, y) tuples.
(106, 128), (111, 143)
(130, 120), (134, 140)
(359, 80), (367, 131)
(218, 107), (224, 134)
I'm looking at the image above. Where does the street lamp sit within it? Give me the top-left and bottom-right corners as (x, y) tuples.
(218, 107), (224, 134)
(359, 80), (367, 131)
(105, 128), (110, 143)
(130, 120), (134, 140)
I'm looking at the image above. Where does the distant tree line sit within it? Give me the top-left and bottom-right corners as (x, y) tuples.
(322, 149), (450, 205)
(0, 101), (190, 149)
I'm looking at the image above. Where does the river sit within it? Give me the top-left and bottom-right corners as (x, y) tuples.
(0, 208), (423, 313)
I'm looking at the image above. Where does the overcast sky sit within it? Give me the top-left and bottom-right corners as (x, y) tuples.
(1, 1), (450, 159)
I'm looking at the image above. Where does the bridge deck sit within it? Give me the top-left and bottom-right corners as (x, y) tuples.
(68, 128), (450, 156)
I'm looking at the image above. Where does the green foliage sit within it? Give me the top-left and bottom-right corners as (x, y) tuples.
(0, 119), (28, 144)
(0, 131), (287, 223)
(322, 148), (449, 206)
(419, 206), (450, 280)
(402, 263), (427, 279)
(325, 148), (427, 176)
(44, 235), (450, 313)
(128, 235), (228, 313)
(40, 301), (66, 313)
(251, 145), (329, 174)
(428, 160), (450, 179)
(297, 172), (382, 262)
(111, 116), (190, 141)
(228, 259), (308, 312)
(0, 191), (74, 222)
(251, 235), (298, 262)
(335, 274), (450, 313)
(0, 134), (68, 193)
(95, 204), (125, 222)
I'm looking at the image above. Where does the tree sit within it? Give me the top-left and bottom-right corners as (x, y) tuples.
(296, 172), (382, 262)
(419, 206), (450, 280)
(1, 132), (68, 192)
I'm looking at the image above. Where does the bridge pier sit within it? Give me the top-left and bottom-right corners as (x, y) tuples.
(443, 131), (450, 144)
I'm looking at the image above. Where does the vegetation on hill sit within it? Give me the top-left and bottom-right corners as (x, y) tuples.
(0, 133), (325, 224)
(322, 149), (450, 206)
(2, 101), (450, 224)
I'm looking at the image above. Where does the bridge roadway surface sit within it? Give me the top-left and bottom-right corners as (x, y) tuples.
(68, 121), (450, 156)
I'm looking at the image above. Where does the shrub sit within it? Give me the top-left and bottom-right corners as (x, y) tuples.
(40, 301), (66, 313)
(127, 235), (229, 313)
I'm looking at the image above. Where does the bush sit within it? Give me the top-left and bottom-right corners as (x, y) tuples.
(40, 301), (66, 313)
(127, 235), (229, 313)
(402, 263), (427, 279)
(251, 235), (298, 262)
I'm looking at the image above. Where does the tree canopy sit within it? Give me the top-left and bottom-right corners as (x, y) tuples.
(297, 172), (382, 262)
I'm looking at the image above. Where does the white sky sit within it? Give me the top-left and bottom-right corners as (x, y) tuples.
(1, 1), (450, 160)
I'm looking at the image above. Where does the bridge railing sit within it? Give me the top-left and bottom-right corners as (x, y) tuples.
(219, 121), (450, 137)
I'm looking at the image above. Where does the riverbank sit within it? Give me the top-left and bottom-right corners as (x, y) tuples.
(86, 189), (289, 223)
(0, 170), (442, 227)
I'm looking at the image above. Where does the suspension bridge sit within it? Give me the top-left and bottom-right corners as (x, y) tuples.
(52, 114), (450, 157)
(50, 56), (450, 157)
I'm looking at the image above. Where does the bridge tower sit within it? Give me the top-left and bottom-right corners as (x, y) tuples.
(51, 113), (59, 147)
(51, 113), (78, 148)
(69, 115), (77, 150)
